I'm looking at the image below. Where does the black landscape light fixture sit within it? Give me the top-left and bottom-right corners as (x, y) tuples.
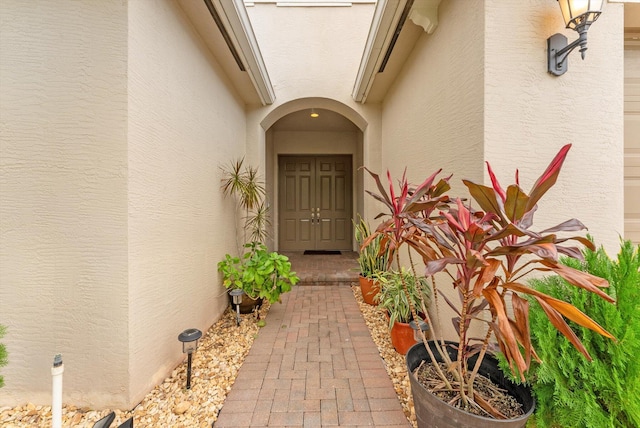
(548, 0), (604, 76)
(229, 288), (243, 326)
(178, 328), (202, 389)
(409, 319), (430, 343)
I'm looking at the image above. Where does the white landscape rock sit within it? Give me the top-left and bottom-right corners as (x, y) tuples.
(0, 303), (269, 428)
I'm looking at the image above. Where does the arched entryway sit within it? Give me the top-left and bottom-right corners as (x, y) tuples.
(262, 99), (367, 252)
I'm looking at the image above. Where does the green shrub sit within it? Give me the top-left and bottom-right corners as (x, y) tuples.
(0, 324), (7, 388)
(520, 240), (640, 428)
(218, 242), (299, 304)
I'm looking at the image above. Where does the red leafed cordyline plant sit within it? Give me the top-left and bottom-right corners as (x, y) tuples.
(363, 144), (615, 419)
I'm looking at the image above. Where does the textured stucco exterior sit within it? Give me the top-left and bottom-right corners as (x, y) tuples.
(0, 0), (627, 410)
(127, 0), (246, 406)
(0, 1), (130, 407)
(244, 3), (382, 235)
(381, 0), (485, 195)
(244, 4), (375, 107)
(484, 0), (624, 256)
(378, 0), (624, 337)
(1, 0), (245, 408)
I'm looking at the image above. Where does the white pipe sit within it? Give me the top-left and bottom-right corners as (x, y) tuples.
(51, 354), (63, 428)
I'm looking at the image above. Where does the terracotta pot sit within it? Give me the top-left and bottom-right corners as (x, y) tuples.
(358, 275), (379, 305)
(228, 291), (263, 314)
(389, 314), (430, 355)
(390, 321), (416, 355)
(406, 341), (535, 428)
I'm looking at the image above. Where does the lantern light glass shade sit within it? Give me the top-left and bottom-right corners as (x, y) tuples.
(547, 0), (604, 76)
(178, 328), (202, 354)
(557, 0), (604, 30)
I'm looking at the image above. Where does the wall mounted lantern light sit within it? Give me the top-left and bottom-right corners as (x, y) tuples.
(178, 328), (202, 389)
(547, 0), (603, 76)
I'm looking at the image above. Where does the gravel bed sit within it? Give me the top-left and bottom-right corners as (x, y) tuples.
(1, 286), (416, 427)
(0, 303), (270, 428)
(350, 285), (417, 428)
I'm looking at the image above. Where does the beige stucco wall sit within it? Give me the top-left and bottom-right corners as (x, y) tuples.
(244, 4), (383, 233)
(245, 4), (375, 107)
(381, 0), (485, 195)
(484, 0), (624, 256)
(379, 0), (484, 210)
(0, 0), (246, 408)
(379, 0), (485, 339)
(0, 1), (130, 407)
(127, 0), (246, 406)
(272, 131), (358, 156)
(378, 0), (624, 339)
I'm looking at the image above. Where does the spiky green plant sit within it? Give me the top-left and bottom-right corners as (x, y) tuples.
(353, 215), (389, 277)
(506, 240), (640, 428)
(220, 157), (268, 247)
(245, 200), (271, 244)
(375, 269), (430, 328)
(0, 324), (7, 388)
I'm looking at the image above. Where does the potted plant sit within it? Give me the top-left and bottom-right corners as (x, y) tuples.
(375, 269), (430, 354)
(218, 242), (299, 312)
(354, 215), (389, 305)
(218, 158), (297, 313)
(363, 144), (616, 427)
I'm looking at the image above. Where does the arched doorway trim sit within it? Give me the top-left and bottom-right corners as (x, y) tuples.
(261, 97), (368, 132)
(261, 98), (368, 252)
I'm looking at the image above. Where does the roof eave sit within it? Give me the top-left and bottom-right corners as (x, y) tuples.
(179, 0), (275, 106)
(352, 0), (441, 104)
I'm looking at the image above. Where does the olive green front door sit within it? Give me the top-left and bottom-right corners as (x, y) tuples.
(278, 155), (352, 251)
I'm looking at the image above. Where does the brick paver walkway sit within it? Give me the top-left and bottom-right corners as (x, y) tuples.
(215, 285), (410, 427)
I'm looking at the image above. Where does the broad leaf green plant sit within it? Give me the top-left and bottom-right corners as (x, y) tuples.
(217, 242), (299, 304)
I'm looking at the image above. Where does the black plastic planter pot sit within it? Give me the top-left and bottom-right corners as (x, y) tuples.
(406, 341), (535, 428)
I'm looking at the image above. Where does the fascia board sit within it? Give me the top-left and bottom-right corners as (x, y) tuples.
(212, 0), (276, 105)
(352, 0), (409, 103)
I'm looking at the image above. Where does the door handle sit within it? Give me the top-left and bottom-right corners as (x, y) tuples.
(316, 208), (320, 223)
(311, 211), (316, 224)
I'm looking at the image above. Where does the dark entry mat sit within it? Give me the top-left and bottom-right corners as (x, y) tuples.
(303, 250), (342, 255)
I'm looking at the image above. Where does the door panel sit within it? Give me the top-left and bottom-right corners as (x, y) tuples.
(278, 155), (352, 251)
(279, 157), (315, 250)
